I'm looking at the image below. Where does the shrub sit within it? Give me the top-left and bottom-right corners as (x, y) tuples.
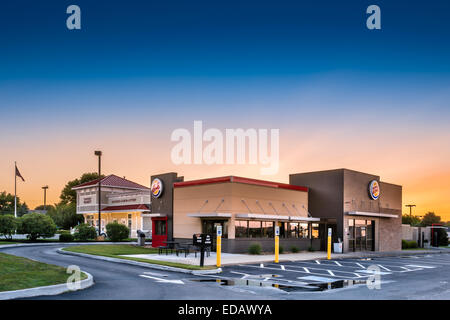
(307, 245), (315, 252)
(248, 243), (262, 255)
(408, 240), (418, 249)
(402, 239), (408, 249)
(106, 222), (130, 242)
(279, 245), (284, 254)
(74, 223), (97, 241)
(17, 213), (57, 241)
(59, 232), (74, 242)
(402, 240), (419, 249)
(0, 215), (17, 240)
(290, 246), (300, 253)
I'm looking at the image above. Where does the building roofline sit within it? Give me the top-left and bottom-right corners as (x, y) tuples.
(173, 175), (308, 192)
(72, 174), (150, 191)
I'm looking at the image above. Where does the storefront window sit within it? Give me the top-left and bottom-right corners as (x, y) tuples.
(202, 220), (228, 238)
(311, 223), (319, 239)
(249, 221), (262, 238)
(299, 223), (309, 238)
(235, 220), (248, 238)
(262, 221), (274, 238)
(288, 222), (299, 238)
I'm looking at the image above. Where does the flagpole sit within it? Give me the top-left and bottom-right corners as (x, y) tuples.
(14, 161), (17, 218)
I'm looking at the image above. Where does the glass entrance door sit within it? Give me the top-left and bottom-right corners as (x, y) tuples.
(348, 219), (375, 252)
(202, 220), (228, 238)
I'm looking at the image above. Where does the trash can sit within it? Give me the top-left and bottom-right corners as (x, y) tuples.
(333, 242), (343, 253)
(137, 231), (146, 246)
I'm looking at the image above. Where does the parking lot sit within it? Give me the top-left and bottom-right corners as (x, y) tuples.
(192, 253), (450, 297)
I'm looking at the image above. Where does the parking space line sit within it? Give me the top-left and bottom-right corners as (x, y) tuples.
(356, 263), (366, 269)
(237, 264), (369, 280)
(334, 261), (343, 266)
(377, 264), (391, 272)
(328, 270), (335, 276)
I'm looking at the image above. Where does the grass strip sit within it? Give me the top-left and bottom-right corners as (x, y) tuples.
(63, 244), (215, 270)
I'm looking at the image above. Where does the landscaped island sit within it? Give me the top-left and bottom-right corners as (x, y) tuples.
(0, 252), (86, 292)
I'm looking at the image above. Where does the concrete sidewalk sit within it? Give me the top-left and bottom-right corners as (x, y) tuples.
(121, 248), (447, 266)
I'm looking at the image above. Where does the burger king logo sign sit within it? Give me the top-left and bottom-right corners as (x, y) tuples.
(368, 180), (380, 200)
(151, 178), (163, 198)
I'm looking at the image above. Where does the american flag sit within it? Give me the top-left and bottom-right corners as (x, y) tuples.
(15, 164), (25, 182)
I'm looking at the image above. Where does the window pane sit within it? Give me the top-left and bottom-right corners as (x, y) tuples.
(289, 223), (299, 238)
(262, 221), (274, 238)
(299, 223), (309, 238)
(311, 223), (319, 239)
(235, 220), (248, 238)
(249, 221), (262, 238)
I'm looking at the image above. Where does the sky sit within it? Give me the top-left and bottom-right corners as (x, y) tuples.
(0, 0), (449, 220)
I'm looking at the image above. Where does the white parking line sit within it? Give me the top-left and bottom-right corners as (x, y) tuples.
(356, 263), (366, 269)
(315, 260), (321, 264)
(328, 270), (335, 276)
(334, 261), (343, 266)
(377, 264), (391, 272)
(404, 264), (436, 269)
(303, 267), (310, 273)
(237, 264), (368, 279)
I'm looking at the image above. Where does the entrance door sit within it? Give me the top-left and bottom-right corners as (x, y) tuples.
(348, 219), (375, 252)
(151, 217), (167, 248)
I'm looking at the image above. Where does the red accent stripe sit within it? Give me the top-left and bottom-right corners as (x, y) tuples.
(173, 175), (308, 192)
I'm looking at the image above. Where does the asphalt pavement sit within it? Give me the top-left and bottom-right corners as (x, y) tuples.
(1, 244), (449, 300)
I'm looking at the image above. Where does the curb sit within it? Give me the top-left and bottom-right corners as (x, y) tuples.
(0, 271), (94, 300)
(57, 249), (222, 275)
(0, 242), (140, 250)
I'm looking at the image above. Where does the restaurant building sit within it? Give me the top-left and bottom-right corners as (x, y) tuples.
(73, 175), (151, 238)
(74, 169), (402, 253)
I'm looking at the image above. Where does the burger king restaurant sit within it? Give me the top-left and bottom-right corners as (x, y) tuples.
(75, 169), (402, 253)
(148, 169), (402, 253)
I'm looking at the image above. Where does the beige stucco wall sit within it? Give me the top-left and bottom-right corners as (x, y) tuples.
(173, 182), (308, 239)
(83, 211), (144, 238)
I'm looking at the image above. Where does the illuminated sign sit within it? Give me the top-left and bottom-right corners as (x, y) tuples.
(368, 180), (380, 200)
(151, 178), (163, 198)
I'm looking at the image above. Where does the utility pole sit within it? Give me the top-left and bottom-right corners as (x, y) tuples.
(42, 186), (49, 211)
(405, 204), (416, 217)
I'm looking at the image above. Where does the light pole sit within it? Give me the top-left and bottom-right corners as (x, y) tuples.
(94, 150), (102, 236)
(42, 185), (49, 211)
(405, 204), (416, 217)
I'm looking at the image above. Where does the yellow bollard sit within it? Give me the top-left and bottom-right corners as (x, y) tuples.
(275, 225), (280, 263)
(216, 226), (222, 267)
(327, 228), (332, 260)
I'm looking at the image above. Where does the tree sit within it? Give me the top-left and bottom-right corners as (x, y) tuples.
(0, 215), (17, 239)
(421, 212), (442, 227)
(46, 203), (83, 230)
(17, 212), (57, 241)
(60, 172), (104, 205)
(34, 204), (55, 211)
(402, 215), (421, 226)
(0, 191), (29, 217)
